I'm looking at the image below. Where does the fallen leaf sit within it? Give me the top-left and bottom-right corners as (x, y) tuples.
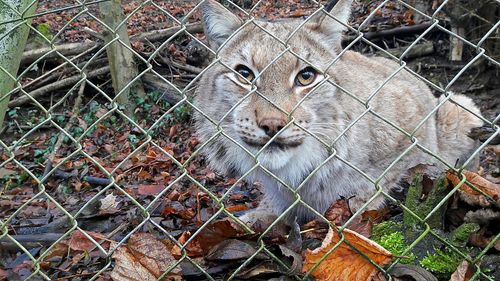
(324, 198), (352, 225)
(110, 233), (181, 280)
(100, 193), (120, 213)
(303, 227), (392, 281)
(171, 231), (203, 258)
(449, 260), (474, 281)
(44, 241), (70, 261)
(236, 261), (281, 279)
(172, 219), (248, 257)
(0, 168), (16, 177)
(111, 245), (157, 281)
(469, 227), (500, 251)
(69, 230), (107, 252)
(138, 184), (165, 196)
(390, 264), (437, 281)
(447, 170), (500, 206)
(279, 245), (303, 275)
(0, 267), (7, 281)
(225, 204), (249, 213)
(205, 239), (260, 261)
(162, 201), (195, 220)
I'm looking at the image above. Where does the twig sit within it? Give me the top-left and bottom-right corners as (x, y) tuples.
(8, 66), (110, 107)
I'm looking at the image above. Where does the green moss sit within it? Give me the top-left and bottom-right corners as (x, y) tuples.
(372, 221), (401, 242)
(403, 174), (448, 230)
(420, 249), (462, 274)
(450, 223), (480, 247)
(372, 222), (415, 264)
(377, 232), (416, 264)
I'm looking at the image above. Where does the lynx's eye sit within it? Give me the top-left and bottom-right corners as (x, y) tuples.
(235, 65), (255, 83)
(296, 67), (317, 86)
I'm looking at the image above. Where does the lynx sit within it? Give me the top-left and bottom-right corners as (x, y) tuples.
(193, 0), (483, 224)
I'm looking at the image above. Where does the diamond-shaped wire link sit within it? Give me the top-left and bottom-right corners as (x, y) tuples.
(1, 0), (498, 280)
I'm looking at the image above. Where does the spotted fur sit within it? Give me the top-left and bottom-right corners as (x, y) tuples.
(193, 0), (483, 223)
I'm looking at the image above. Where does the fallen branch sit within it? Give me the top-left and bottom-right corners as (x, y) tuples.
(8, 66), (109, 107)
(131, 23), (204, 42)
(0, 221), (128, 250)
(142, 72), (184, 105)
(21, 40), (99, 65)
(344, 22), (434, 43)
(0, 233), (64, 249)
(157, 56), (203, 74)
(53, 169), (113, 186)
(20, 23), (204, 67)
(83, 27), (105, 41)
(380, 41), (435, 59)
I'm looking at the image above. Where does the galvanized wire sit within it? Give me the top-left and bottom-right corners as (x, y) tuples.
(0, 0), (498, 280)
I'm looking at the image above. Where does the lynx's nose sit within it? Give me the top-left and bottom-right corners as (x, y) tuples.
(258, 118), (286, 137)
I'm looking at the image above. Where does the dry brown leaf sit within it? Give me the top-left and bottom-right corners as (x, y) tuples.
(324, 198), (352, 225)
(111, 245), (157, 281)
(171, 231), (203, 258)
(172, 219), (247, 258)
(69, 230), (107, 252)
(303, 227), (393, 281)
(449, 260), (474, 281)
(0, 267), (8, 281)
(447, 170), (500, 206)
(99, 193), (120, 212)
(110, 233), (181, 281)
(138, 184), (165, 196)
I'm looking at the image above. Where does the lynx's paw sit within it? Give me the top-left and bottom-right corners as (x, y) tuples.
(238, 209), (279, 228)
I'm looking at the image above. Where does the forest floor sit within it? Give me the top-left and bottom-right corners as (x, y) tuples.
(0, 1), (498, 280)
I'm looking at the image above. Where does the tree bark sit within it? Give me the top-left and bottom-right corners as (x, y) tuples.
(0, 0), (38, 127)
(99, 0), (145, 115)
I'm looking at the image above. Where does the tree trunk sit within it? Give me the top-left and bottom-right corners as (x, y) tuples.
(99, 0), (145, 116)
(0, 0), (38, 127)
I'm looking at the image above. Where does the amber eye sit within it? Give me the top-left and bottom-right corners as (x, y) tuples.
(296, 67), (317, 86)
(235, 65), (255, 84)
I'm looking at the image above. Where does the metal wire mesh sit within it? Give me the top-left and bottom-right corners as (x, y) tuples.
(0, 0), (499, 280)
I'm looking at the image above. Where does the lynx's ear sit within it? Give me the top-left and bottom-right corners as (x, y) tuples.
(201, 0), (243, 49)
(308, 0), (353, 50)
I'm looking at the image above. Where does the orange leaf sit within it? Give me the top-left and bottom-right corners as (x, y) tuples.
(69, 230), (107, 252)
(171, 231), (204, 258)
(225, 204), (249, 213)
(303, 228), (392, 281)
(137, 170), (152, 180)
(447, 170), (500, 206)
(138, 184), (165, 196)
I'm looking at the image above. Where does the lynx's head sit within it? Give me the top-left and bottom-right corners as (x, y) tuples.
(194, 0), (353, 178)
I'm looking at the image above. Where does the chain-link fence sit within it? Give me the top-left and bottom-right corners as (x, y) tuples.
(1, 0), (499, 280)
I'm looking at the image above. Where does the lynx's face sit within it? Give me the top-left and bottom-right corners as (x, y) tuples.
(195, 0), (352, 172)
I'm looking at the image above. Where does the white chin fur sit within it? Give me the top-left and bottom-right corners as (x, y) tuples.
(256, 148), (296, 170)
